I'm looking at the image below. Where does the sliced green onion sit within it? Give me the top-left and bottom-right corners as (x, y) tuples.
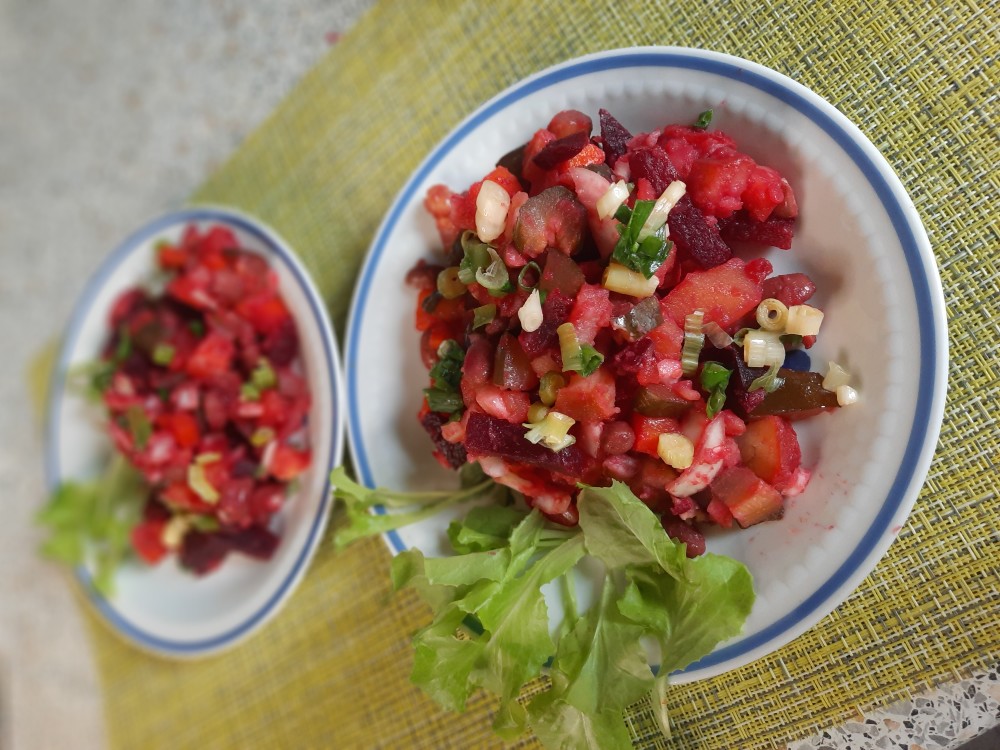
(731, 327), (753, 347)
(251, 358), (277, 390)
(755, 298), (789, 332)
(822, 361), (851, 392)
(475, 247), (511, 294)
(471, 303), (496, 330)
(189, 515), (221, 532)
(152, 343), (175, 366)
(125, 405), (152, 450)
(423, 340), (466, 415)
(596, 179), (630, 220)
(424, 388), (464, 414)
(517, 261), (542, 291)
(700, 362), (732, 418)
(161, 515), (190, 549)
(457, 231), (492, 285)
(250, 426), (275, 447)
(113, 327), (132, 363)
(557, 322), (604, 377)
(694, 109), (714, 129)
(523, 410), (576, 452)
(703, 321), (733, 348)
(743, 330), (785, 368)
(188, 462), (220, 504)
(428, 340), (465, 391)
(785, 304), (825, 336)
(436, 266), (466, 299)
(680, 310), (705, 376)
(637, 181), (686, 241)
(748, 362), (785, 393)
(241, 383), (261, 401)
(611, 200), (670, 279)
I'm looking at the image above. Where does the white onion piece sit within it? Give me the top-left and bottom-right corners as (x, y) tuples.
(474, 180), (510, 242)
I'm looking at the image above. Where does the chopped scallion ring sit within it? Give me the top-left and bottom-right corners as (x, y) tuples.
(517, 261), (542, 291)
(681, 310), (705, 376)
(437, 266), (466, 299)
(475, 247), (511, 293)
(755, 298), (788, 332)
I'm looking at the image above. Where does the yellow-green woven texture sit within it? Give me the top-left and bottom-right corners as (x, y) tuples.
(85, 1), (999, 748)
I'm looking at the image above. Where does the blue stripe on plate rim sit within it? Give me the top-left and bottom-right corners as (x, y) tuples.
(44, 205), (344, 656)
(344, 47), (947, 676)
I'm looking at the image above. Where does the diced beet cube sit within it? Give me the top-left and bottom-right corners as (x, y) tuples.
(710, 466), (784, 528)
(420, 410), (468, 469)
(179, 531), (231, 575)
(718, 210), (796, 250)
(463, 412), (586, 478)
(668, 200), (734, 268)
(225, 526), (280, 560)
(261, 317), (300, 367)
(598, 108), (633, 167)
(629, 147), (680, 193)
(532, 131), (589, 170)
(611, 337), (656, 375)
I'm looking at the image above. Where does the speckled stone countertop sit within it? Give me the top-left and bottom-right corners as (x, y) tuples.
(0, 2), (996, 748)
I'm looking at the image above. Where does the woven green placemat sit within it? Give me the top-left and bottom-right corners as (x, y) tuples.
(85, 1), (999, 747)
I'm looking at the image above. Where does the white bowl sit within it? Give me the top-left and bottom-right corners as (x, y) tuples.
(45, 206), (344, 658)
(344, 48), (947, 681)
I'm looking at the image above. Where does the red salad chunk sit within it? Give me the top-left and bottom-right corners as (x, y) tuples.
(409, 108), (849, 554)
(94, 224), (311, 575)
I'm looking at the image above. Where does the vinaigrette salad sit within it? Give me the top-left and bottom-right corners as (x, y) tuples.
(409, 107), (857, 555)
(39, 224), (312, 590)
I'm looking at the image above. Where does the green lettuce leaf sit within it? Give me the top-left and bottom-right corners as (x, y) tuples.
(618, 554), (755, 675)
(447, 504), (529, 554)
(410, 605), (485, 712)
(577, 482), (686, 579)
(527, 695), (633, 750)
(550, 577), (652, 715)
(329, 466), (500, 550)
(36, 454), (144, 596)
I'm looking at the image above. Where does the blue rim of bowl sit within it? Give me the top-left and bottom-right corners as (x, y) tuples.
(344, 48), (946, 676)
(44, 206), (344, 657)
